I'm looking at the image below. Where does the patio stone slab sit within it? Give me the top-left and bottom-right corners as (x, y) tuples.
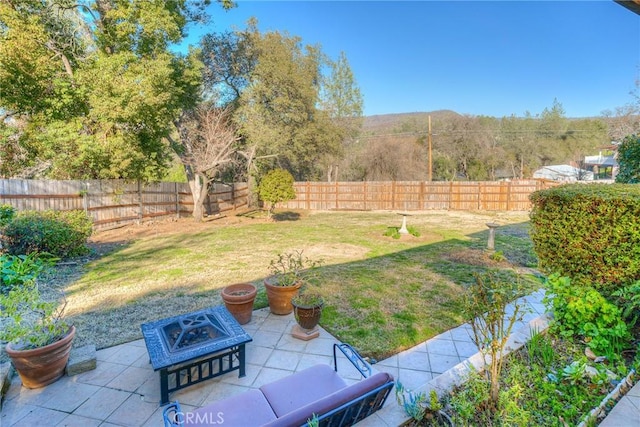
(72, 387), (131, 420)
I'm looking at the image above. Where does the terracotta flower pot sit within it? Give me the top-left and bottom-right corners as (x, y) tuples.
(264, 280), (301, 315)
(292, 301), (324, 330)
(6, 326), (75, 389)
(221, 283), (257, 325)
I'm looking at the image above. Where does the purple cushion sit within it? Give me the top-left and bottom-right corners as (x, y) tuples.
(263, 372), (394, 427)
(260, 364), (347, 417)
(184, 389), (276, 427)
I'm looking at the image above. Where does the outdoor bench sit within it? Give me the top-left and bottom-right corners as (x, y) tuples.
(163, 343), (395, 427)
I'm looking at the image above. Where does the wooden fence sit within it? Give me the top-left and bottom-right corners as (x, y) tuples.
(0, 179), (555, 229)
(0, 179), (249, 229)
(283, 180), (557, 212)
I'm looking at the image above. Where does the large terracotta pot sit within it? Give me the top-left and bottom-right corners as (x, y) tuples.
(264, 280), (301, 315)
(6, 326), (75, 389)
(221, 283), (257, 325)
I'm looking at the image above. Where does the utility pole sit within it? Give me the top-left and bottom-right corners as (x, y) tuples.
(428, 115), (433, 181)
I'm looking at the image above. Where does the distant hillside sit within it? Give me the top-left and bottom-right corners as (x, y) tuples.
(362, 110), (461, 134)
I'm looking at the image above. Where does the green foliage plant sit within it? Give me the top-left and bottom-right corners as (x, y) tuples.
(463, 270), (528, 407)
(489, 250), (506, 262)
(267, 250), (322, 287)
(396, 381), (443, 425)
(0, 204), (15, 227)
(257, 168), (296, 217)
(615, 134), (640, 183)
(543, 274), (630, 357)
(0, 280), (69, 350)
(611, 280), (640, 329)
(305, 414), (319, 427)
(2, 209), (92, 258)
(449, 332), (618, 426)
(529, 183), (640, 295)
(291, 291), (324, 308)
(383, 225), (420, 239)
(0, 253), (52, 294)
(525, 328), (555, 366)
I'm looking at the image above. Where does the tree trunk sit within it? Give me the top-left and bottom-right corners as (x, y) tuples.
(184, 165), (208, 222)
(490, 351), (500, 405)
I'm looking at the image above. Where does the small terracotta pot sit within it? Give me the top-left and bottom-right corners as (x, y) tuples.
(292, 302), (324, 330)
(264, 280), (301, 315)
(221, 283), (257, 325)
(6, 326), (75, 389)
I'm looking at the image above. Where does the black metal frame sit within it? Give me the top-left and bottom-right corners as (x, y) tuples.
(308, 381), (394, 427)
(332, 343), (372, 378)
(159, 343), (246, 405)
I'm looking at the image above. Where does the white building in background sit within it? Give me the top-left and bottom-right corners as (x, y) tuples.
(584, 152), (617, 180)
(533, 164), (594, 182)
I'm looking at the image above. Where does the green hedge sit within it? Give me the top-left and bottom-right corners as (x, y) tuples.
(529, 183), (640, 295)
(2, 210), (93, 258)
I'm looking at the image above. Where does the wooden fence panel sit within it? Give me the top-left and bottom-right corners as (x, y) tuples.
(0, 179), (249, 229)
(284, 179), (557, 212)
(0, 179), (554, 229)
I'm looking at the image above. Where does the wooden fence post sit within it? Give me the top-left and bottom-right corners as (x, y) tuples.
(449, 182), (454, 210)
(175, 182), (180, 218)
(363, 181), (367, 210)
(82, 181), (89, 215)
(392, 181), (396, 210)
(137, 180), (143, 224)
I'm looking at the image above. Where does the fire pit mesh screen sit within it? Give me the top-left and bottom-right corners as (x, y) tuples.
(161, 313), (229, 352)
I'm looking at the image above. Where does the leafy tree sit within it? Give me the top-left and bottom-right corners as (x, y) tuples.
(257, 168), (296, 217)
(616, 134), (640, 183)
(234, 22), (343, 181)
(319, 51), (363, 181)
(0, 0), (232, 180)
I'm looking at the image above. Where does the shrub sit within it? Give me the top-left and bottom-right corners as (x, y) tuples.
(529, 183), (640, 295)
(463, 270), (528, 406)
(2, 210), (93, 258)
(543, 274), (630, 357)
(258, 168), (296, 217)
(611, 280), (640, 329)
(0, 204), (15, 227)
(0, 253), (52, 294)
(615, 134), (640, 183)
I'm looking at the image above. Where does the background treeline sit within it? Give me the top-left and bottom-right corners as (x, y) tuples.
(1, 1), (638, 220)
(336, 99), (638, 182)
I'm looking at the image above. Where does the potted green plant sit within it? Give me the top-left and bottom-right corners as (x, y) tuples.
(0, 282), (75, 389)
(264, 250), (322, 315)
(291, 291), (324, 330)
(221, 282), (258, 325)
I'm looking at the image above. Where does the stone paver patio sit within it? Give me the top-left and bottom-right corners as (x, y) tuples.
(1, 290), (635, 426)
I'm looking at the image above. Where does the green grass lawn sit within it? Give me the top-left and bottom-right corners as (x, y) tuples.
(49, 210), (538, 360)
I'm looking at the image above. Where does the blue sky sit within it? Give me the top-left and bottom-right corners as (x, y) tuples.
(183, 1), (640, 118)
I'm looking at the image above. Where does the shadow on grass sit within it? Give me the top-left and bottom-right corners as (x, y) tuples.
(272, 211), (301, 221)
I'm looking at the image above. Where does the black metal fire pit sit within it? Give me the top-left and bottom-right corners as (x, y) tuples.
(141, 306), (252, 405)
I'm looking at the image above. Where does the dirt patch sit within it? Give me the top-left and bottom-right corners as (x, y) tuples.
(302, 243), (369, 262)
(444, 248), (511, 268)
